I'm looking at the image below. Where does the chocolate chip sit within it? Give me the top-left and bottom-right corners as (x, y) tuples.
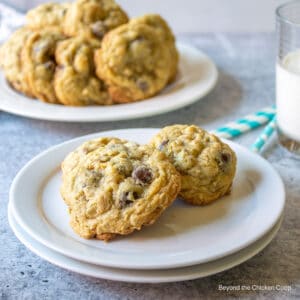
(217, 151), (232, 172)
(132, 166), (153, 184)
(118, 192), (133, 209)
(91, 21), (106, 39)
(221, 152), (231, 163)
(118, 190), (141, 208)
(136, 79), (149, 92)
(158, 139), (169, 151)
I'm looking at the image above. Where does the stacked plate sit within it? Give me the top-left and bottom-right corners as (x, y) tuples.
(8, 129), (285, 283)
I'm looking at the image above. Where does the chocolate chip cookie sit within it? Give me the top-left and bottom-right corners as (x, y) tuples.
(150, 125), (237, 205)
(54, 37), (111, 106)
(94, 19), (173, 103)
(131, 14), (179, 82)
(61, 137), (181, 241)
(63, 0), (128, 40)
(0, 27), (34, 97)
(22, 30), (65, 103)
(26, 3), (70, 31)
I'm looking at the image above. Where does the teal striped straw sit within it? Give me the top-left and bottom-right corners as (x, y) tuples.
(250, 116), (276, 153)
(212, 106), (276, 139)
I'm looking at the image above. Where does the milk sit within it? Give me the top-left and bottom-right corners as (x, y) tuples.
(276, 50), (300, 142)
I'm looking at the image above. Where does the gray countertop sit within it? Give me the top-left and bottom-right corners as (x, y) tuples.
(1, 33), (299, 299)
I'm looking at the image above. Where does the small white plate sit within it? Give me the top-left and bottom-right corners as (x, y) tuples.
(8, 206), (282, 283)
(10, 128), (285, 270)
(0, 44), (217, 122)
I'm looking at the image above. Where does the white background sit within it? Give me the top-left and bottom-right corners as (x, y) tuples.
(5, 0), (288, 32)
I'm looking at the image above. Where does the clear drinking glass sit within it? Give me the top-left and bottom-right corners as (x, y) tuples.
(276, 1), (300, 156)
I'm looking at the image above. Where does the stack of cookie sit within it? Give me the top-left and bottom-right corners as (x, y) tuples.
(61, 124), (237, 241)
(0, 0), (178, 106)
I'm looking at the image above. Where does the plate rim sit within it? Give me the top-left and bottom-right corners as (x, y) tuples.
(9, 128), (286, 270)
(8, 204), (283, 283)
(0, 43), (218, 122)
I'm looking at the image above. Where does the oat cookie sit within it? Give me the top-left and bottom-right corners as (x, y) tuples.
(54, 37), (111, 106)
(0, 27), (34, 97)
(63, 0), (128, 40)
(131, 14), (179, 82)
(150, 125), (237, 205)
(94, 20), (172, 103)
(22, 30), (65, 103)
(61, 137), (181, 241)
(26, 3), (70, 31)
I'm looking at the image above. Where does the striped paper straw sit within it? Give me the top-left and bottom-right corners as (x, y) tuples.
(212, 106), (276, 139)
(250, 116), (276, 153)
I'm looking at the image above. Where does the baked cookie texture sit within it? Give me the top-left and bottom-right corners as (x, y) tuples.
(0, 28), (34, 97)
(26, 3), (70, 31)
(22, 30), (65, 103)
(150, 125), (237, 205)
(94, 19), (173, 103)
(61, 137), (181, 241)
(63, 0), (128, 40)
(131, 14), (179, 83)
(54, 37), (111, 106)
(1, 3), (179, 106)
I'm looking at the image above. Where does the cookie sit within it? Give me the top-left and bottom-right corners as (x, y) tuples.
(63, 0), (128, 40)
(60, 137), (181, 241)
(22, 30), (65, 103)
(94, 20), (173, 103)
(131, 14), (179, 82)
(150, 125), (237, 205)
(0, 27), (34, 97)
(54, 37), (111, 106)
(26, 3), (70, 31)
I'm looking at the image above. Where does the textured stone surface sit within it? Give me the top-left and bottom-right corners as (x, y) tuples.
(0, 33), (299, 299)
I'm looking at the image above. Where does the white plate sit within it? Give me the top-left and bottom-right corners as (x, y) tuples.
(8, 206), (282, 283)
(0, 44), (217, 122)
(10, 129), (285, 270)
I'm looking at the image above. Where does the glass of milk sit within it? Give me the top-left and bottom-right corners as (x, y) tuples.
(276, 1), (300, 156)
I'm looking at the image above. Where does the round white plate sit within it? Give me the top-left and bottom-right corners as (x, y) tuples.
(8, 205), (282, 283)
(0, 44), (217, 122)
(10, 129), (285, 270)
